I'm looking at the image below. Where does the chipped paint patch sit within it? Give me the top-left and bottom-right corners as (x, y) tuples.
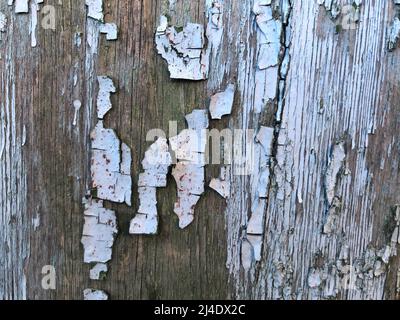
(14, 0), (29, 13)
(83, 288), (108, 300)
(96, 76), (116, 120)
(100, 23), (118, 41)
(88, 77), (132, 205)
(209, 84), (235, 120)
(170, 110), (208, 229)
(89, 263), (108, 280)
(155, 16), (209, 80)
(210, 167), (230, 199)
(81, 199), (118, 264)
(129, 138), (172, 235)
(90, 121), (132, 205)
(85, 0), (103, 21)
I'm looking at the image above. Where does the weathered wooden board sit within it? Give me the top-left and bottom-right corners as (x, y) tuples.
(1, 0), (400, 300)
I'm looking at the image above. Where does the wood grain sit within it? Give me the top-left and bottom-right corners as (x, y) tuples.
(1, 0), (400, 300)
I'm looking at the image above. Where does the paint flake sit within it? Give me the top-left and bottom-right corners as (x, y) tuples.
(170, 110), (209, 229)
(81, 199), (118, 264)
(129, 138), (172, 235)
(90, 121), (132, 206)
(97, 76), (116, 119)
(83, 289), (108, 300)
(209, 167), (230, 199)
(100, 23), (118, 40)
(89, 263), (108, 280)
(85, 0), (103, 21)
(209, 84), (235, 120)
(155, 16), (209, 80)
(15, 0), (29, 13)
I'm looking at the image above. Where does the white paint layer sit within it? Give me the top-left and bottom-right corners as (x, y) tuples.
(81, 199), (118, 264)
(83, 289), (108, 300)
(155, 16), (209, 80)
(209, 84), (235, 119)
(85, 0), (104, 21)
(130, 138), (172, 235)
(170, 110), (208, 229)
(100, 23), (118, 41)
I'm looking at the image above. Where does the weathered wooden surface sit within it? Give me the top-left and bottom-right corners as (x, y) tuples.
(1, 0), (400, 300)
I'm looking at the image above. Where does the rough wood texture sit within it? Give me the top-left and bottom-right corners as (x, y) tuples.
(1, 0), (400, 300)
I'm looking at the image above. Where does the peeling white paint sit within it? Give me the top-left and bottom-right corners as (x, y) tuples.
(90, 121), (132, 205)
(96, 76), (116, 120)
(155, 16), (209, 80)
(100, 23), (118, 41)
(209, 84), (235, 119)
(129, 137), (172, 235)
(15, 0), (29, 13)
(85, 0), (103, 22)
(83, 288), (108, 300)
(170, 110), (208, 229)
(80, 2), (124, 297)
(81, 199), (118, 264)
(89, 263), (108, 280)
(210, 167), (230, 199)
